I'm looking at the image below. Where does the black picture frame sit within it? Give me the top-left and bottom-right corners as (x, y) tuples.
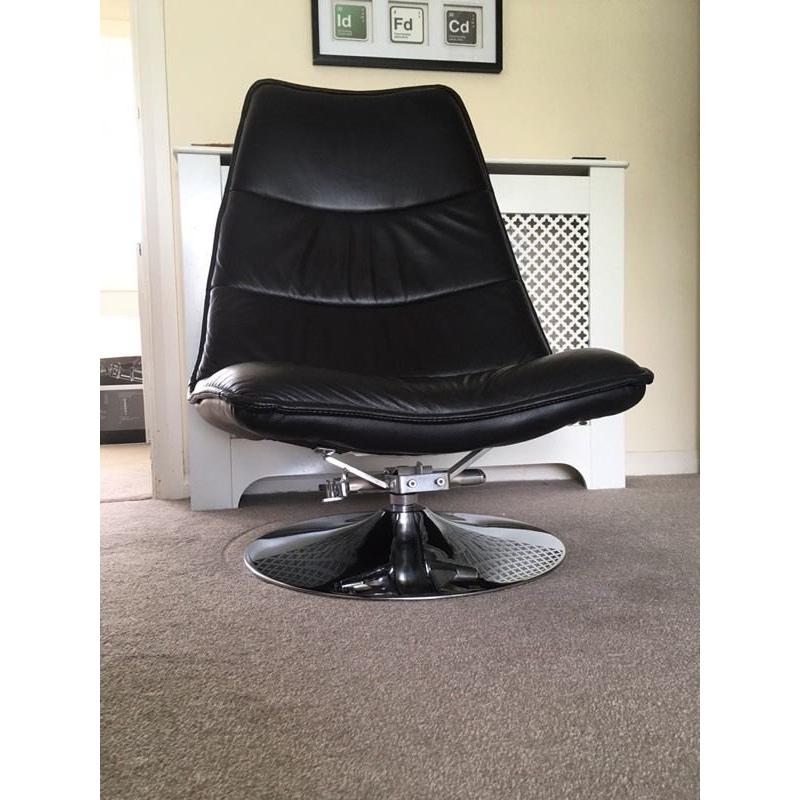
(311, 1), (503, 74)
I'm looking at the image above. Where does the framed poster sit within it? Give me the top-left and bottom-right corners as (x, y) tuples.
(311, 0), (502, 73)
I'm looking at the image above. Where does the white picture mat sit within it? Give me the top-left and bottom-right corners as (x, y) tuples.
(317, 0), (498, 64)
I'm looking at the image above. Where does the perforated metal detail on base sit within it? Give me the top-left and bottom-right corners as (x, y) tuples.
(502, 212), (590, 353)
(244, 507), (565, 599)
(245, 512), (380, 589)
(427, 510), (565, 583)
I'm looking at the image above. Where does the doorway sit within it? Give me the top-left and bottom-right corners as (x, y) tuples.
(99, 0), (151, 501)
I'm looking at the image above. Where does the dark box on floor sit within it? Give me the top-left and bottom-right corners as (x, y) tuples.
(100, 356), (145, 444)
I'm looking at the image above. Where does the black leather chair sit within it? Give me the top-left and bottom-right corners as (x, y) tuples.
(188, 79), (654, 599)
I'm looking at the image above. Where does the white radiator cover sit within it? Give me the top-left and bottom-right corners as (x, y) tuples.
(175, 148), (628, 510)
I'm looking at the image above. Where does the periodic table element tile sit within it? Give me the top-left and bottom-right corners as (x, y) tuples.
(389, 4), (426, 45)
(444, 5), (482, 47)
(332, 2), (371, 41)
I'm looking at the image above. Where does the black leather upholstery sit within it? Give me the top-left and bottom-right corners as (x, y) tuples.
(189, 79), (653, 455)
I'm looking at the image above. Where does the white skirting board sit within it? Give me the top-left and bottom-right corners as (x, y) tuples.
(626, 451), (699, 476)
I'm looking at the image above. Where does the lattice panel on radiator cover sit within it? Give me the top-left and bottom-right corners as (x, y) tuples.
(501, 213), (590, 352)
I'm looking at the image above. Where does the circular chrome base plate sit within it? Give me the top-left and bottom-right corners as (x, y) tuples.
(244, 507), (565, 599)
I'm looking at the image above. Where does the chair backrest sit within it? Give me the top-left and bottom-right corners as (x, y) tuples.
(190, 80), (550, 388)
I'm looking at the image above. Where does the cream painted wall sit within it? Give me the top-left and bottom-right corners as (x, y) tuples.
(163, 0), (699, 465)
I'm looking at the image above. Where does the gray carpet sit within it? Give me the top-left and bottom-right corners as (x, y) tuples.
(101, 476), (699, 800)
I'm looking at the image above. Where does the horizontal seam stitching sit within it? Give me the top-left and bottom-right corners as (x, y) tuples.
(190, 376), (651, 424)
(208, 277), (515, 309)
(228, 186), (486, 215)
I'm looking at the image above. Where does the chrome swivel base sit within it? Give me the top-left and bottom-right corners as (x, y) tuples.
(244, 505), (565, 599)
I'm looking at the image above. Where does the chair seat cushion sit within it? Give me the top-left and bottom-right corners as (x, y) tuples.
(188, 348), (653, 456)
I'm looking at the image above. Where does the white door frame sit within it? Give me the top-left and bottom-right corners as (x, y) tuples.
(130, 0), (188, 499)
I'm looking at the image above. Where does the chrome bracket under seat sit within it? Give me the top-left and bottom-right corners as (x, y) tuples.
(315, 448), (491, 503)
